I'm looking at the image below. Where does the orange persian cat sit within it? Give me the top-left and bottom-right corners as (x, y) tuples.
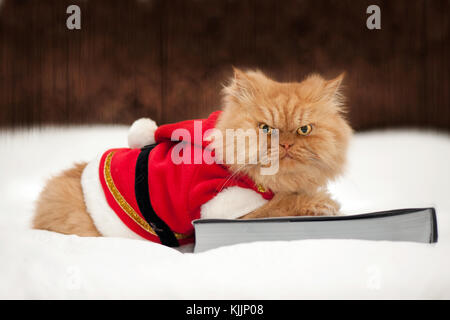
(33, 68), (352, 244)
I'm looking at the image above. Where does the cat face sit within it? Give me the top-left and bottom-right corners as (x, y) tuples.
(214, 68), (353, 193)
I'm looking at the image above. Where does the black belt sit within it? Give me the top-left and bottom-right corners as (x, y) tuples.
(134, 144), (179, 247)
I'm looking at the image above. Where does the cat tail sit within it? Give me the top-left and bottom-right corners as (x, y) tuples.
(127, 117), (158, 149)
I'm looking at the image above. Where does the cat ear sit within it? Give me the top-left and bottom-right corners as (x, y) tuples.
(320, 73), (346, 110)
(232, 67), (246, 80)
(324, 73), (345, 99)
(230, 67), (257, 102)
(223, 67), (263, 103)
(304, 72), (346, 110)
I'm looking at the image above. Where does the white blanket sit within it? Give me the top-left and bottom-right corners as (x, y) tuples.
(0, 126), (449, 299)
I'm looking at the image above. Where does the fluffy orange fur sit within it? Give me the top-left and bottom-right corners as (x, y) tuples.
(33, 163), (101, 236)
(215, 68), (353, 218)
(33, 68), (352, 237)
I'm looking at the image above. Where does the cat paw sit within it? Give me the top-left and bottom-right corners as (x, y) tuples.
(300, 202), (340, 216)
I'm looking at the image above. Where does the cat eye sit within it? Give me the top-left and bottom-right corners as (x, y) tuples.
(297, 124), (313, 136)
(258, 123), (273, 135)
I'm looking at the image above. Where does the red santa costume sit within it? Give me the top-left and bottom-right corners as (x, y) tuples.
(81, 111), (273, 247)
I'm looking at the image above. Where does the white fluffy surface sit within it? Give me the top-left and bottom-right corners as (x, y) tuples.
(0, 126), (449, 299)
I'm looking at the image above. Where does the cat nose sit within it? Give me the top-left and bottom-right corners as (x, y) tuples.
(280, 143), (293, 150)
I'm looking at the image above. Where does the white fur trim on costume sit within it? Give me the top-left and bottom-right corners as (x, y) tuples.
(128, 118), (158, 149)
(200, 186), (268, 220)
(81, 154), (144, 240)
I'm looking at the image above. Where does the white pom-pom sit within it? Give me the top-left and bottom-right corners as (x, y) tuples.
(128, 118), (158, 149)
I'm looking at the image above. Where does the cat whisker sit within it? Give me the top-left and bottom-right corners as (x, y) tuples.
(218, 163), (250, 192)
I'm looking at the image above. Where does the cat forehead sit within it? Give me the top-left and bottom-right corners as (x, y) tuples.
(255, 95), (336, 130)
(246, 78), (339, 126)
(262, 83), (317, 104)
(263, 90), (314, 114)
(254, 104), (313, 130)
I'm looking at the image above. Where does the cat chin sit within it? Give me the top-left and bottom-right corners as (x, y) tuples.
(279, 158), (306, 169)
(280, 156), (298, 164)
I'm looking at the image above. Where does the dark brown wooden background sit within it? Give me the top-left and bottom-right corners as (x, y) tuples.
(0, 0), (449, 131)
